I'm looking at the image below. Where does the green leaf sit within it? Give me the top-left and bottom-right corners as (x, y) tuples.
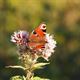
(10, 76), (26, 80)
(33, 76), (50, 80)
(32, 63), (49, 70)
(6, 65), (26, 70)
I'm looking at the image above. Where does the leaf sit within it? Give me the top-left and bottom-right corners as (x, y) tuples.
(10, 75), (26, 80)
(6, 65), (26, 70)
(33, 76), (50, 80)
(32, 63), (49, 70)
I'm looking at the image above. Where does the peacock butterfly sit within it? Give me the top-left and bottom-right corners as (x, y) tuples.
(28, 23), (47, 52)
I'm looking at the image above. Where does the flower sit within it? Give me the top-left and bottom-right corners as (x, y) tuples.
(11, 31), (29, 52)
(11, 30), (56, 60)
(42, 33), (56, 60)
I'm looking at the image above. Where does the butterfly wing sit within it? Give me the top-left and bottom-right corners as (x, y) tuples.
(28, 23), (47, 52)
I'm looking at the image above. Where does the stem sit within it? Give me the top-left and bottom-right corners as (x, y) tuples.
(20, 53), (36, 80)
(26, 70), (33, 80)
(25, 62), (34, 80)
(19, 50), (38, 80)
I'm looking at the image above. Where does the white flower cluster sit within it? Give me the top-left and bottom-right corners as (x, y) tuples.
(42, 34), (56, 60)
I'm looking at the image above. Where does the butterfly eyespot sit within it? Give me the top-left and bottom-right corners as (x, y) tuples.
(43, 25), (46, 28)
(33, 31), (36, 34)
(40, 24), (46, 30)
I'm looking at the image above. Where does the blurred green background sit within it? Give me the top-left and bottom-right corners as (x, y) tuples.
(0, 0), (80, 80)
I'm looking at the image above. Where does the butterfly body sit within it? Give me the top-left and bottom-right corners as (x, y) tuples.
(28, 23), (47, 52)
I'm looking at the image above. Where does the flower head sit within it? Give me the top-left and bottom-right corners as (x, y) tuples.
(11, 30), (56, 60)
(42, 33), (56, 60)
(11, 31), (29, 52)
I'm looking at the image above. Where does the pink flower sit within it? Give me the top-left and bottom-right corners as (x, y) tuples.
(11, 31), (29, 52)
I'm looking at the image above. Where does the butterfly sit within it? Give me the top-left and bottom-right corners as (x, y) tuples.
(28, 23), (47, 52)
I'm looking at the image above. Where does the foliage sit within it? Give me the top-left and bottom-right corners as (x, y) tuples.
(10, 76), (49, 80)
